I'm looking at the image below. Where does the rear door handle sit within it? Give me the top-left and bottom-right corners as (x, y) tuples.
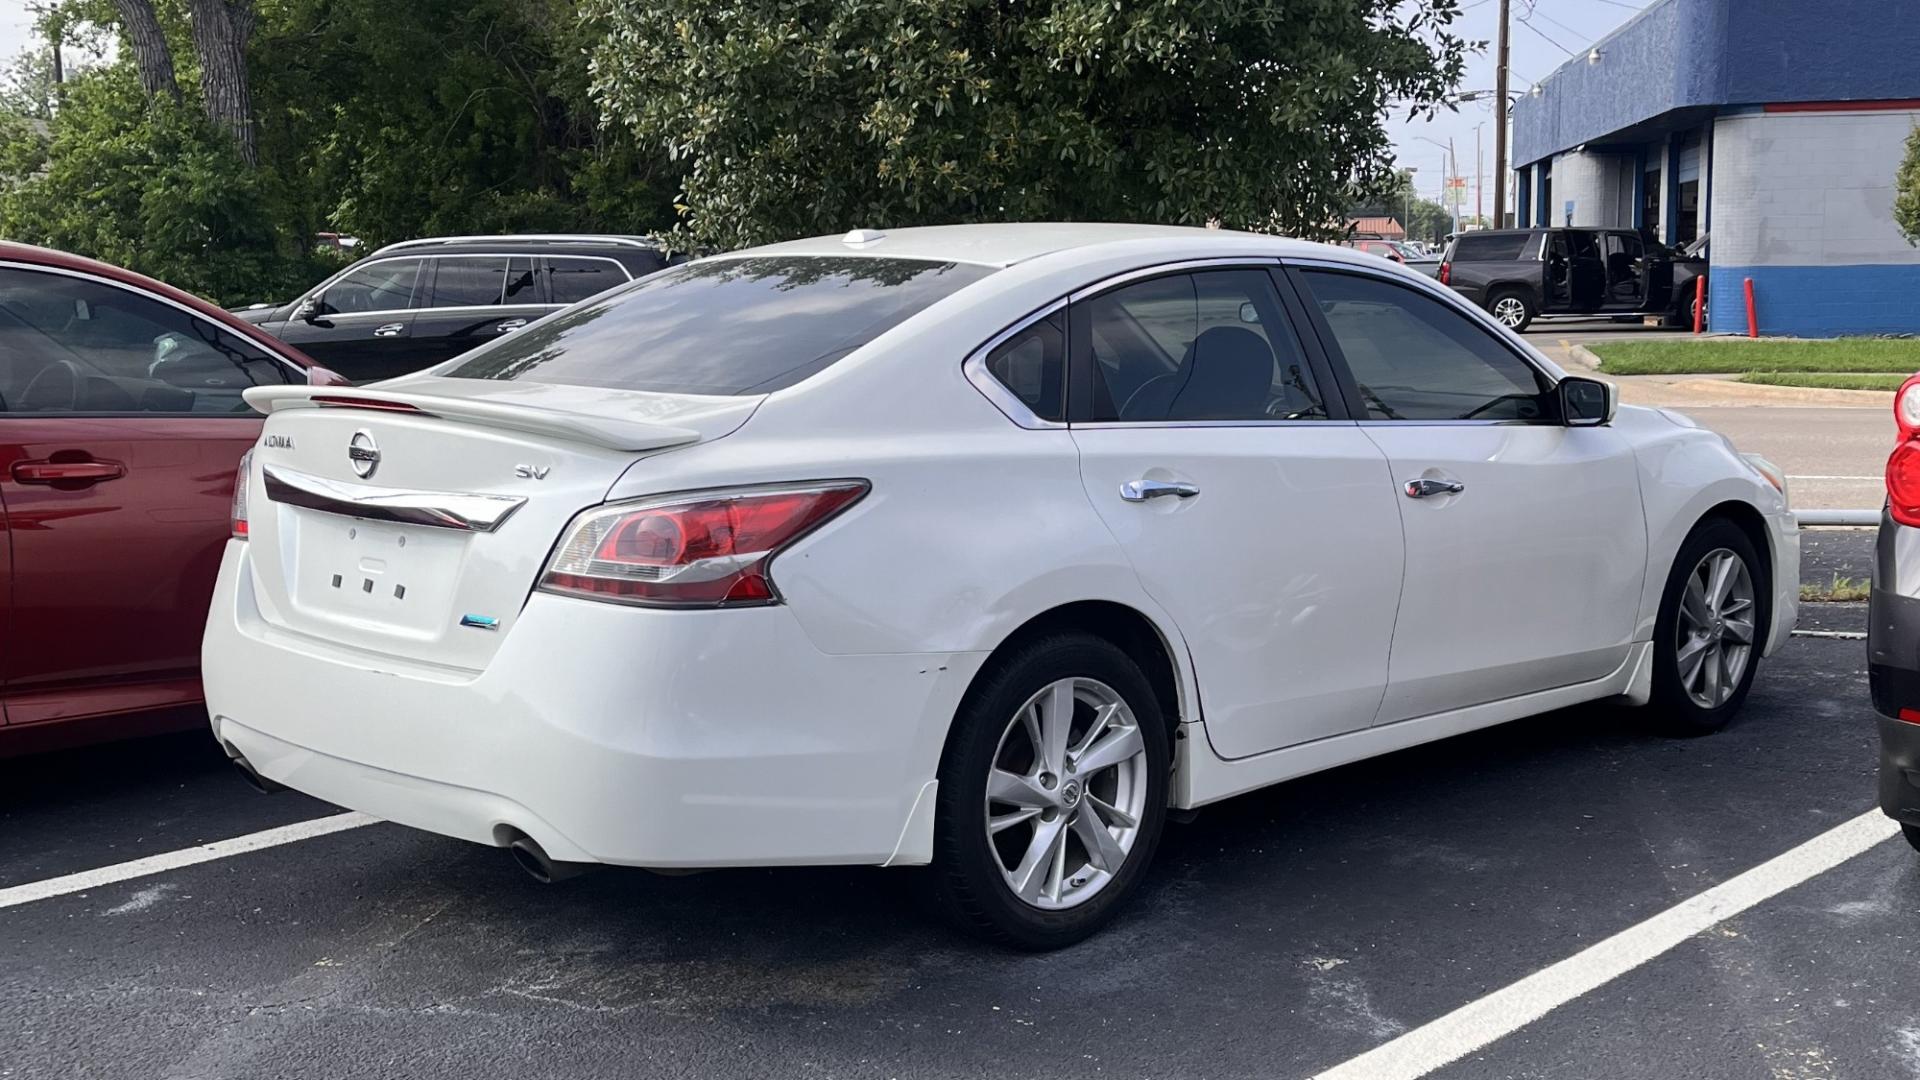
(372, 322), (405, 338)
(1120, 479), (1200, 502)
(495, 318), (527, 333)
(12, 458), (125, 485)
(1404, 478), (1465, 499)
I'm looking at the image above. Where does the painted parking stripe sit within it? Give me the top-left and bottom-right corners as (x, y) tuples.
(1785, 475), (1879, 481)
(0, 812), (378, 911)
(1312, 809), (1899, 1080)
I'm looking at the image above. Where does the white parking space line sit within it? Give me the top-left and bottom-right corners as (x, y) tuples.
(0, 812), (378, 911)
(1792, 629), (1868, 640)
(1786, 475), (1879, 481)
(1312, 809), (1899, 1080)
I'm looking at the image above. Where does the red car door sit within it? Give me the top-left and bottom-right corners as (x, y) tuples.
(0, 264), (305, 732)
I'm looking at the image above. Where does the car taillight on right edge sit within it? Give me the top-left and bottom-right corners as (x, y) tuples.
(1439, 261), (1451, 285)
(1888, 375), (1920, 527)
(538, 481), (869, 608)
(231, 448), (253, 539)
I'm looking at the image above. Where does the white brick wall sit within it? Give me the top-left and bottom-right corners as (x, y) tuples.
(1711, 109), (1920, 268)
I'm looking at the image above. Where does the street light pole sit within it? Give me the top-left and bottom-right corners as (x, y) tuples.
(1493, 0), (1511, 225)
(1475, 122), (1485, 228)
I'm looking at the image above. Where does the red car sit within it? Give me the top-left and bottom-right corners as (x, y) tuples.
(0, 243), (341, 755)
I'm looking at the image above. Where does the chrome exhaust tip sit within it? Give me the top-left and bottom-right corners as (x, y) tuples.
(224, 744), (284, 794)
(507, 836), (595, 883)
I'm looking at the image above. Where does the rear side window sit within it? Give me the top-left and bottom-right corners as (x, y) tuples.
(544, 257), (627, 305)
(1077, 269), (1326, 422)
(445, 256), (995, 395)
(982, 311), (1065, 421)
(1450, 233), (1531, 262)
(430, 257), (514, 307)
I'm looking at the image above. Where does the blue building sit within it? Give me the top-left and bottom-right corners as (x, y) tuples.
(1511, 0), (1920, 336)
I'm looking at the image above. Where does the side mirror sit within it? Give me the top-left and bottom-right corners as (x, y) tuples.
(1560, 376), (1615, 427)
(295, 296), (321, 322)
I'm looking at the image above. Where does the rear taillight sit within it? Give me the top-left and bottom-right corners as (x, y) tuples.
(1888, 376), (1920, 527)
(231, 448), (253, 539)
(1439, 261), (1451, 285)
(538, 481), (868, 608)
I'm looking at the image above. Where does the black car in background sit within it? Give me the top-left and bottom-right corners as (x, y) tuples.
(1439, 227), (1707, 332)
(232, 235), (680, 382)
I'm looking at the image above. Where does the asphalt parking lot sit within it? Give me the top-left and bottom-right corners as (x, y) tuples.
(3, 532), (1910, 1080)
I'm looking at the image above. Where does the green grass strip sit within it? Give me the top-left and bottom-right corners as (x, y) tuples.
(1734, 372), (1905, 391)
(1588, 338), (1920, 375)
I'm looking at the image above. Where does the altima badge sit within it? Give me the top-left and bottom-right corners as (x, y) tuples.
(347, 429), (380, 479)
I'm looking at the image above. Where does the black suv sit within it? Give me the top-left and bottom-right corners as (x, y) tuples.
(233, 235), (680, 382)
(1439, 227), (1706, 332)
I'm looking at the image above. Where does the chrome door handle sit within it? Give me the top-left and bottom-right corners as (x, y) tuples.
(372, 322), (405, 338)
(495, 319), (527, 333)
(1120, 479), (1201, 502)
(1404, 478), (1465, 499)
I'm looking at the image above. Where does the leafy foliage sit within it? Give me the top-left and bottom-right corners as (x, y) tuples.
(1897, 125), (1920, 246)
(0, 0), (681, 304)
(586, 0), (1470, 250)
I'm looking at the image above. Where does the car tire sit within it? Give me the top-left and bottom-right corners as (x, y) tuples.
(1487, 289), (1535, 332)
(1648, 517), (1770, 736)
(923, 632), (1170, 950)
(1904, 823), (1920, 854)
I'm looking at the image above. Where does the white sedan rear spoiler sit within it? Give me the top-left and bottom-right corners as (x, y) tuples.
(244, 384), (707, 453)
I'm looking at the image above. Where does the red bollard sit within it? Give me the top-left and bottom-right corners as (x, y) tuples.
(1693, 275), (1706, 334)
(1744, 277), (1758, 338)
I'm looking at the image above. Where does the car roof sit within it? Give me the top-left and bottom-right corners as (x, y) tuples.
(735, 223), (1356, 269)
(0, 241), (315, 366)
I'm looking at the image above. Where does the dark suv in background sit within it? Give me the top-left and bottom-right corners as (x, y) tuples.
(1440, 227), (1706, 332)
(233, 235), (681, 381)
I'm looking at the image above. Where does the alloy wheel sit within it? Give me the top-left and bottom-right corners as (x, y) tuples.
(1675, 547), (1756, 709)
(1492, 296), (1528, 328)
(983, 677), (1149, 910)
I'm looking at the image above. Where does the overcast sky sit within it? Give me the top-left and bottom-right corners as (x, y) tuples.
(0, 0), (1652, 224)
(1387, 0), (1657, 219)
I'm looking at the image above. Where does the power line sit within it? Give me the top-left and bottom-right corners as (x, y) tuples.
(1512, 16), (1574, 56)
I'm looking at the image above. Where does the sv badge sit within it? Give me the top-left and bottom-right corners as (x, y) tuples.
(514, 464), (551, 480)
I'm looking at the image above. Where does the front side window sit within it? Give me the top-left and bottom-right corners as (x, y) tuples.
(1298, 270), (1548, 422)
(545, 257), (626, 305)
(0, 268), (298, 414)
(319, 257), (423, 314)
(430, 257), (512, 307)
(445, 256), (995, 395)
(1077, 269), (1326, 422)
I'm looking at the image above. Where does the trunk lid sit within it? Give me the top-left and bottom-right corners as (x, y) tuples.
(240, 376), (758, 671)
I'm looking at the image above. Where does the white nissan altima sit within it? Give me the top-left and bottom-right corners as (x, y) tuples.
(205, 224), (1798, 948)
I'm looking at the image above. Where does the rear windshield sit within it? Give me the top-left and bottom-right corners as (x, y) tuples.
(1450, 233), (1531, 262)
(443, 255), (995, 395)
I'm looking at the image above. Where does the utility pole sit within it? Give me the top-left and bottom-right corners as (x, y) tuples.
(1493, 0), (1511, 226)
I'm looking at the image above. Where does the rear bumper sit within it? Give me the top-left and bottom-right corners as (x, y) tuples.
(202, 542), (985, 868)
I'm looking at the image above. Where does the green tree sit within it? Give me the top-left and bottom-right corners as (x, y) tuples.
(0, 0), (682, 304)
(1898, 126), (1920, 245)
(586, 0), (1470, 250)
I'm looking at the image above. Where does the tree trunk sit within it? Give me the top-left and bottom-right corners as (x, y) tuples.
(187, 0), (257, 166)
(114, 0), (180, 102)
